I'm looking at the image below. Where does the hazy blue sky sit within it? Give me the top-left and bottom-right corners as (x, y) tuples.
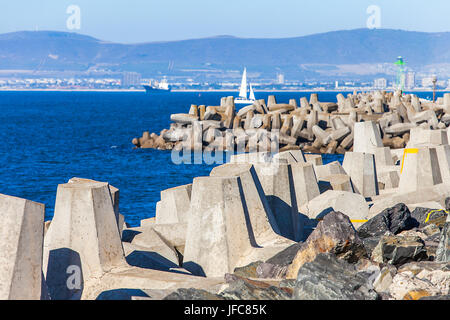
(0, 0), (449, 43)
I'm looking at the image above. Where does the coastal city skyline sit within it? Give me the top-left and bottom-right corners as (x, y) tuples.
(2, 71), (450, 92)
(1, 1), (450, 90)
(1, 27), (450, 91)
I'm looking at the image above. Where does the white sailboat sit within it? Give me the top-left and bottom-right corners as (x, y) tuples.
(249, 83), (255, 100)
(234, 68), (256, 104)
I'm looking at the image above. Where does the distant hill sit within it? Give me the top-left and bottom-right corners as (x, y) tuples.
(1, 29), (450, 79)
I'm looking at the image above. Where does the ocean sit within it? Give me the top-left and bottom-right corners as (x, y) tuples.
(0, 90), (442, 226)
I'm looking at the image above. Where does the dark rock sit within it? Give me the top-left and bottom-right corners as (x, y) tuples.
(411, 207), (448, 228)
(421, 226), (442, 260)
(279, 279), (297, 290)
(237, 242), (304, 279)
(357, 267), (381, 288)
(220, 274), (292, 300)
(354, 259), (384, 288)
(397, 261), (450, 273)
(425, 232), (442, 243)
(357, 203), (416, 239)
(372, 264), (397, 294)
(224, 273), (240, 283)
(293, 253), (379, 300)
(445, 197), (450, 211)
(377, 292), (392, 300)
(234, 244), (305, 279)
(371, 234), (428, 266)
(420, 224), (441, 237)
(436, 219), (450, 262)
(233, 261), (262, 278)
(286, 211), (367, 279)
(424, 243), (440, 261)
(163, 288), (225, 300)
(258, 262), (290, 279)
(266, 243), (303, 266)
(362, 236), (384, 255)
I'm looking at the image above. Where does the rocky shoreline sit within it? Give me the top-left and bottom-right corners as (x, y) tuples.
(1, 129), (449, 299)
(132, 91), (450, 154)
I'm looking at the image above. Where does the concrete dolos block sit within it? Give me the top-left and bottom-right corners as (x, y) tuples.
(290, 162), (320, 208)
(408, 127), (449, 148)
(209, 163), (282, 245)
(183, 176), (255, 277)
(0, 194), (45, 300)
(374, 147), (395, 167)
(273, 150), (306, 164)
(41, 179), (230, 300)
(156, 184), (192, 224)
(68, 178), (123, 235)
(342, 152), (379, 198)
(329, 174), (354, 192)
(253, 163), (303, 242)
(299, 190), (369, 229)
(43, 179), (128, 299)
(435, 145), (450, 184)
(127, 226), (182, 268)
(314, 161), (347, 182)
(369, 184), (450, 218)
(183, 174), (295, 278)
(398, 147), (443, 193)
(353, 121), (384, 154)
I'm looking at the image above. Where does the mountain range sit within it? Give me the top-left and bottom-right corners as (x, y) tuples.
(1, 28), (450, 80)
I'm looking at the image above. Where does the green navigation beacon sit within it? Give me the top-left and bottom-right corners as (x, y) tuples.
(395, 56), (406, 91)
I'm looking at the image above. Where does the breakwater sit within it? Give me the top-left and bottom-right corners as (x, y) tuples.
(132, 91), (450, 155)
(1, 90), (449, 300)
(2, 134), (449, 300)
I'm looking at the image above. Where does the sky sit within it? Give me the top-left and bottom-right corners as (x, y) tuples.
(0, 0), (449, 43)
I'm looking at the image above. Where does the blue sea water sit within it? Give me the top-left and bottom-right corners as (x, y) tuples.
(0, 90), (443, 226)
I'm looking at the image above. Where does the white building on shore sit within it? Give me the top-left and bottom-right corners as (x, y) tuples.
(373, 78), (387, 89)
(406, 72), (415, 89)
(421, 77), (435, 88)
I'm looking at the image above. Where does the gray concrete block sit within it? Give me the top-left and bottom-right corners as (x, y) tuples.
(43, 179), (128, 299)
(0, 194), (45, 300)
(343, 152), (379, 198)
(398, 147), (443, 193)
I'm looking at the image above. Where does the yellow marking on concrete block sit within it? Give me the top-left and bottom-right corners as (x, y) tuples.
(400, 148), (419, 173)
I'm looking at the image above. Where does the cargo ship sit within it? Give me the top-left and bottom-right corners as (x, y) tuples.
(143, 78), (171, 93)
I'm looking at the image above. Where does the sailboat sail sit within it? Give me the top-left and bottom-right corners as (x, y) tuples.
(249, 84), (255, 100)
(235, 68), (256, 104)
(239, 68), (247, 99)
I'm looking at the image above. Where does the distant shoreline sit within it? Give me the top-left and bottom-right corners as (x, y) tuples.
(0, 88), (446, 93)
